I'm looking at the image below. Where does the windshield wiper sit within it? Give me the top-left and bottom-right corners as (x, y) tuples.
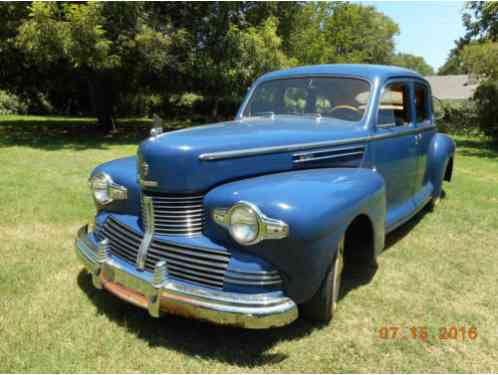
(303, 112), (322, 119)
(251, 111), (275, 118)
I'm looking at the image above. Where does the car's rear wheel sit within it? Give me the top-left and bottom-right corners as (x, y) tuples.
(300, 238), (344, 322)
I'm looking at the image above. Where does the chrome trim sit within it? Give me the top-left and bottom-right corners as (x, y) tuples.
(138, 178), (159, 188)
(100, 217), (229, 289)
(293, 146), (365, 164)
(89, 172), (128, 205)
(199, 125), (436, 161)
(136, 196), (154, 270)
(145, 193), (206, 236)
(224, 269), (283, 286)
(292, 144), (364, 157)
(139, 159), (149, 177)
(150, 126), (163, 138)
(75, 225), (298, 329)
(213, 201), (289, 245)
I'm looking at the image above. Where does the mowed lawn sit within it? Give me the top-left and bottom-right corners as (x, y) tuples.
(0, 116), (497, 373)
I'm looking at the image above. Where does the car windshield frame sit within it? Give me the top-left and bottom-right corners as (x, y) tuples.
(240, 76), (372, 123)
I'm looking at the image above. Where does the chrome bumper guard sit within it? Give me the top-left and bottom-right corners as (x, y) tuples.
(75, 225), (298, 329)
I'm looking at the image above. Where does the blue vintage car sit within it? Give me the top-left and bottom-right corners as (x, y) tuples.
(75, 64), (455, 329)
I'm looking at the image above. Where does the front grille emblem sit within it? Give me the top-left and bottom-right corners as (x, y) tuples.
(140, 160), (149, 177)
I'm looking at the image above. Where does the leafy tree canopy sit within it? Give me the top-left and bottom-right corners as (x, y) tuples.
(16, 2), (189, 131)
(288, 3), (399, 65)
(439, 1), (498, 75)
(461, 41), (498, 80)
(391, 53), (434, 76)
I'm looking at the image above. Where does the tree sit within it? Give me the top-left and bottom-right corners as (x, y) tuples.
(288, 3), (399, 65)
(458, 3), (498, 142)
(16, 2), (188, 132)
(461, 41), (498, 80)
(438, 41), (468, 75)
(224, 17), (296, 97)
(439, 2), (498, 75)
(391, 53), (434, 76)
(463, 1), (498, 42)
(158, 2), (296, 119)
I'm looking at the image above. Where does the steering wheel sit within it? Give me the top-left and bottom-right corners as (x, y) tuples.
(328, 105), (361, 121)
(329, 105), (360, 114)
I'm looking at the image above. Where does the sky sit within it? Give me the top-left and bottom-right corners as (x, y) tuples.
(364, 1), (467, 72)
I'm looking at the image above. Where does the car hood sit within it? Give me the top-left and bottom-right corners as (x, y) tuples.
(138, 116), (368, 193)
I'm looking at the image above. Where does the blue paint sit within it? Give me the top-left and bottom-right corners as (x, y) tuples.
(87, 64), (455, 304)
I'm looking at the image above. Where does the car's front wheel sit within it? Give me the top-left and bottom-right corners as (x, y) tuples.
(300, 238), (344, 322)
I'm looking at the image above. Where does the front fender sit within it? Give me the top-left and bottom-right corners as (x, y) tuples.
(427, 133), (455, 198)
(91, 156), (141, 215)
(204, 168), (386, 304)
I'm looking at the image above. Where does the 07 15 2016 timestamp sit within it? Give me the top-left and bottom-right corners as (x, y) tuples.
(378, 325), (478, 342)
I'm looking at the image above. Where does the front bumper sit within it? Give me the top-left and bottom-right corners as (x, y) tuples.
(75, 225), (298, 329)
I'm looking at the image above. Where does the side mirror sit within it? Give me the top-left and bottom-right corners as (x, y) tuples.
(432, 96), (445, 122)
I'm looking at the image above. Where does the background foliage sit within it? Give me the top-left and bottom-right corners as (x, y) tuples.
(1, 1), (435, 132)
(437, 1), (498, 142)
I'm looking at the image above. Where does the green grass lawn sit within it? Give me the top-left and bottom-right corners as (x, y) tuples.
(0, 115), (497, 372)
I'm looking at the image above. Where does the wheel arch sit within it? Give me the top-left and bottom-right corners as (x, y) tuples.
(343, 213), (377, 268)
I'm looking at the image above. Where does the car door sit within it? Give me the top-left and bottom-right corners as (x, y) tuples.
(371, 79), (417, 231)
(413, 81), (437, 208)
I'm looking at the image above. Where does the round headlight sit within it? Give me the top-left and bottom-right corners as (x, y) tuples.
(89, 172), (113, 205)
(227, 203), (261, 245)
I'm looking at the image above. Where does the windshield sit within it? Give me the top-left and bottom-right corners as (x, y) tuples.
(243, 77), (370, 122)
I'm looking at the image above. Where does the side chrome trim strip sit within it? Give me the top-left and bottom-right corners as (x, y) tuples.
(199, 125), (436, 161)
(292, 144), (364, 157)
(136, 196), (154, 270)
(293, 150), (364, 164)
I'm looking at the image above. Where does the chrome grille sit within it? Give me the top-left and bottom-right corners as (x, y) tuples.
(96, 217), (229, 289)
(224, 269), (282, 286)
(145, 240), (230, 288)
(142, 193), (205, 236)
(96, 218), (142, 265)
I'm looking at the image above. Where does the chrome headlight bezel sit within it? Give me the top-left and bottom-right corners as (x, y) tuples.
(88, 172), (128, 206)
(213, 201), (289, 246)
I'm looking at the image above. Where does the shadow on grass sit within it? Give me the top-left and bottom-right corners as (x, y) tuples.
(0, 116), (197, 151)
(76, 200), (442, 366)
(76, 196), (446, 366)
(339, 195), (441, 301)
(455, 137), (498, 160)
(77, 271), (318, 367)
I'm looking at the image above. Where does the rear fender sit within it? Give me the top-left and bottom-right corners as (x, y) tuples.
(427, 133), (455, 198)
(204, 168), (386, 303)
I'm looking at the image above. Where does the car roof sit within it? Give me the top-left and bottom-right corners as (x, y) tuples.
(257, 64), (426, 84)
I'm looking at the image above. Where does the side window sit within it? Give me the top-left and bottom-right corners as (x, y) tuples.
(415, 83), (429, 123)
(378, 82), (411, 127)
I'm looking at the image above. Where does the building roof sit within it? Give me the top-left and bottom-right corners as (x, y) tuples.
(258, 64), (424, 83)
(425, 75), (478, 100)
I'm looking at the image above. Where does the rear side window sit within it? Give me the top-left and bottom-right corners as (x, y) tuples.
(378, 83), (411, 127)
(415, 83), (430, 123)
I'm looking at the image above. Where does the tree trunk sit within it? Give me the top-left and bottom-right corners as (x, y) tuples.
(87, 73), (115, 134)
(211, 97), (220, 121)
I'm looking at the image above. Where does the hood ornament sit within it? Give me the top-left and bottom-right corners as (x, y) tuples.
(150, 114), (163, 137)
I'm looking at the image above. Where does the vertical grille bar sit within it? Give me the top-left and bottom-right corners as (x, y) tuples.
(136, 195), (154, 270)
